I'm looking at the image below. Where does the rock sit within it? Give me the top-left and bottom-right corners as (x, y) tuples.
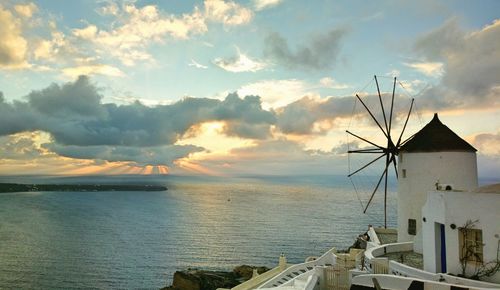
(233, 265), (269, 280)
(163, 265), (270, 290)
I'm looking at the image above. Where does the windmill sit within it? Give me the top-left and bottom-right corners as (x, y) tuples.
(346, 75), (415, 228)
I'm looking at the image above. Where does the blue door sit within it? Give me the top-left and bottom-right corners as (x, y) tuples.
(440, 223), (447, 273)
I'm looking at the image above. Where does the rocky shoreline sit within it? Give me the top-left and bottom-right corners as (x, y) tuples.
(162, 229), (372, 290)
(162, 265), (270, 290)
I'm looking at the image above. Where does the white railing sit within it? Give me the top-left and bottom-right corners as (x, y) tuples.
(439, 274), (500, 289)
(230, 266), (285, 290)
(352, 274), (499, 290)
(389, 260), (500, 289)
(304, 274), (318, 290)
(389, 260), (437, 280)
(364, 241), (414, 271)
(279, 270), (319, 290)
(257, 247), (336, 289)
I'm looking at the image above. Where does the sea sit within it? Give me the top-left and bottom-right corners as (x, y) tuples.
(0, 174), (493, 289)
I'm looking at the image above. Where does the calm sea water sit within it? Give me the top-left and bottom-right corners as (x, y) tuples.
(0, 175), (397, 289)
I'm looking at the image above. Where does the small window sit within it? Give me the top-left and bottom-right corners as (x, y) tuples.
(408, 219), (416, 235)
(459, 228), (483, 263)
(402, 169), (407, 178)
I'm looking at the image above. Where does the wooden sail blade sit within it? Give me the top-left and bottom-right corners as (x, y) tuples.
(396, 98), (414, 147)
(346, 130), (384, 149)
(355, 94), (389, 139)
(348, 153), (387, 177)
(363, 162), (389, 213)
(388, 77), (396, 135)
(375, 75), (389, 134)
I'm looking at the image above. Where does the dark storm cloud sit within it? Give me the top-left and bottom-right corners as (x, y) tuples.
(264, 28), (347, 70)
(27, 76), (107, 118)
(0, 76), (277, 165)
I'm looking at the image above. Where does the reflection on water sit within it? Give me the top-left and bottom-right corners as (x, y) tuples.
(0, 175), (396, 289)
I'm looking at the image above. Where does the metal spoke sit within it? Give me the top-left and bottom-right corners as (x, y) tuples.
(383, 153), (390, 228)
(355, 94), (389, 139)
(375, 75), (389, 134)
(388, 77), (396, 135)
(348, 153), (387, 177)
(391, 154), (398, 179)
(363, 161), (389, 213)
(348, 148), (385, 153)
(396, 98), (414, 147)
(346, 130), (384, 149)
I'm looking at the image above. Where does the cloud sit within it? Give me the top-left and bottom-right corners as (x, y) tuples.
(253, 0), (283, 11)
(14, 3), (37, 18)
(404, 61), (444, 77)
(69, 1), (252, 67)
(72, 25), (98, 39)
(414, 18), (464, 60)
(33, 23), (79, 65)
(204, 0), (253, 26)
(74, 4), (207, 66)
(472, 132), (500, 156)
(413, 18), (500, 111)
(0, 5), (29, 69)
(264, 28), (347, 70)
(214, 49), (267, 72)
(319, 77), (349, 89)
(189, 59), (208, 69)
(0, 77), (276, 166)
(276, 95), (354, 135)
(43, 143), (204, 167)
(238, 77), (349, 110)
(26, 76), (107, 119)
(275, 90), (417, 136)
(223, 122), (272, 139)
(194, 138), (344, 175)
(62, 64), (125, 78)
(237, 79), (311, 109)
(0, 132), (46, 160)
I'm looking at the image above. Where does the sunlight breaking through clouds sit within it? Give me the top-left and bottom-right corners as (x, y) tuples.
(0, 1), (498, 176)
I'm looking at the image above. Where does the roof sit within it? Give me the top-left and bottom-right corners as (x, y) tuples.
(400, 113), (477, 153)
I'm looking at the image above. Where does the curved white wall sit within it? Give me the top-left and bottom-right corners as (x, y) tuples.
(397, 151), (478, 244)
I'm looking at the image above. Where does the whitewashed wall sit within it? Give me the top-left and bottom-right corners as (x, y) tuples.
(397, 151), (478, 246)
(421, 190), (500, 283)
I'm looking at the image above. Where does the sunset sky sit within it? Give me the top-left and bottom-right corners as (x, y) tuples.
(0, 0), (499, 177)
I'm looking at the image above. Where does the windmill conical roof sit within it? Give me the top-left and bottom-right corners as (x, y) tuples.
(399, 113), (477, 153)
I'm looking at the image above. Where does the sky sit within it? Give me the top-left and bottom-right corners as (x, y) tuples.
(0, 0), (499, 178)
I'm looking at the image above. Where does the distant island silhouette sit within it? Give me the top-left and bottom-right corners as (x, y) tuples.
(0, 183), (167, 193)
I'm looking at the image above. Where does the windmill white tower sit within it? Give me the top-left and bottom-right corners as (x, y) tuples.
(397, 113), (478, 252)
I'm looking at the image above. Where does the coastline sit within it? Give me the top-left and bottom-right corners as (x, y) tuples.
(0, 183), (167, 193)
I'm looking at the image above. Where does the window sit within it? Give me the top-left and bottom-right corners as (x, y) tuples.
(402, 169), (407, 178)
(459, 228), (483, 263)
(408, 219), (416, 235)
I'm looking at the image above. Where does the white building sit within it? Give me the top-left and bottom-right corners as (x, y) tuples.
(397, 113), (478, 249)
(422, 184), (500, 283)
